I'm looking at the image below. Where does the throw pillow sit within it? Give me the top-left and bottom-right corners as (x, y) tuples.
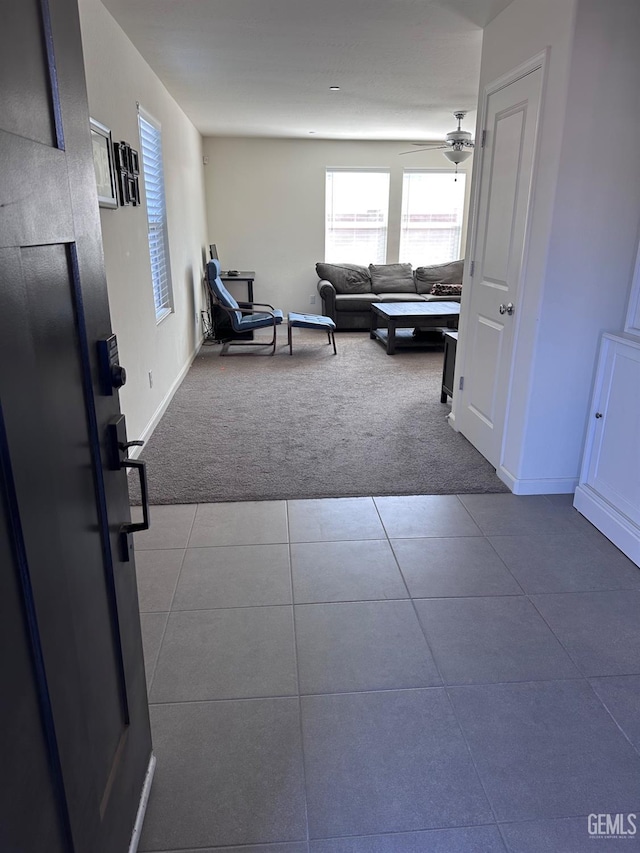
(369, 263), (415, 294)
(315, 262), (371, 294)
(415, 259), (464, 294)
(431, 283), (463, 296)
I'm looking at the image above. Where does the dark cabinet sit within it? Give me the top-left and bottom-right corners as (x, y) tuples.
(441, 331), (458, 403)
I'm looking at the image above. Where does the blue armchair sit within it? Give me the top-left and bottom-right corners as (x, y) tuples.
(205, 260), (284, 355)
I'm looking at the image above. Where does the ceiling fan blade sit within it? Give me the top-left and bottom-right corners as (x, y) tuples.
(399, 144), (446, 155)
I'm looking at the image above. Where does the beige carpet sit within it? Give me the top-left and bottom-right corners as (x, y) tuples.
(129, 329), (508, 504)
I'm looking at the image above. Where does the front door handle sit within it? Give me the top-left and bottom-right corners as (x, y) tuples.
(121, 458), (149, 534)
(107, 416), (151, 560)
(499, 302), (515, 315)
(119, 454), (150, 562)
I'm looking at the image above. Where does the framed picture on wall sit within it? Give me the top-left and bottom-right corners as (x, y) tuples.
(113, 140), (129, 173)
(117, 167), (130, 206)
(128, 176), (140, 207)
(90, 118), (118, 209)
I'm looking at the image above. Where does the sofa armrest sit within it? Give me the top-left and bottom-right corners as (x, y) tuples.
(317, 279), (336, 319)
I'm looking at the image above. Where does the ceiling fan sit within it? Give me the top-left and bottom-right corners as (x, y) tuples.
(401, 111), (475, 174)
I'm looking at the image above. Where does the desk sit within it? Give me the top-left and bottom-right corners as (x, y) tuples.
(212, 271), (256, 341)
(220, 271), (255, 303)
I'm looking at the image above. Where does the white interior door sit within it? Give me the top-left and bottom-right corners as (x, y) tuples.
(457, 67), (543, 468)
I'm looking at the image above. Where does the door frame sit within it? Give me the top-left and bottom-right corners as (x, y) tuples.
(451, 49), (549, 487)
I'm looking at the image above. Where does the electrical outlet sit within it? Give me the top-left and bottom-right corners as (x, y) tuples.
(148, 370), (153, 388)
(309, 294), (316, 305)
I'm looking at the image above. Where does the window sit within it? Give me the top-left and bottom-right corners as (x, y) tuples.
(138, 107), (173, 322)
(325, 170), (390, 264)
(399, 170), (466, 267)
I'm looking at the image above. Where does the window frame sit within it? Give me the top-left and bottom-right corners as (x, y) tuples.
(137, 105), (174, 324)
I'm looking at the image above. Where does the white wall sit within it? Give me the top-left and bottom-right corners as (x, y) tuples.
(454, 0), (640, 493)
(203, 138), (473, 313)
(78, 0), (208, 442)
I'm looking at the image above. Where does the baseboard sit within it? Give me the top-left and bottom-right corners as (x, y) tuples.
(497, 466), (578, 495)
(127, 341), (202, 461)
(446, 411), (457, 429)
(574, 485), (640, 566)
(128, 753), (156, 853)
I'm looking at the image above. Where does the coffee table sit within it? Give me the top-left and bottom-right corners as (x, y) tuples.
(370, 302), (461, 354)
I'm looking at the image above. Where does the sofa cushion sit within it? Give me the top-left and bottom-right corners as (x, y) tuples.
(316, 262), (371, 294)
(415, 260), (464, 294)
(431, 283), (463, 297)
(334, 293), (379, 311)
(369, 263), (415, 294)
(378, 292), (426, 302)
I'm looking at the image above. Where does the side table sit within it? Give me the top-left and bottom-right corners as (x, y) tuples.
(441, 331), (458, 403)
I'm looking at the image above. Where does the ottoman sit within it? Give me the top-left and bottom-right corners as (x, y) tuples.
(287, 312), (337, 355)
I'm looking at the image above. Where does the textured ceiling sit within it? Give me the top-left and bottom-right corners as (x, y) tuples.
(101, 0), (514, 140)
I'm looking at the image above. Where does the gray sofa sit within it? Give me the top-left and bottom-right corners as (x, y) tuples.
(317, 260), (464, 330)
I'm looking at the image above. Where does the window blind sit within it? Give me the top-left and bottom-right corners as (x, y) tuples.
(138, 109), (173, 321)
(325, 170), (390, 264)
(399, 170), (466, 267)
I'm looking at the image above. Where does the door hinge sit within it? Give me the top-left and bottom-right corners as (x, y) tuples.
(481, 130), (487, 148)
(469, 261), (475, 277)
(459, 376), (464, 391)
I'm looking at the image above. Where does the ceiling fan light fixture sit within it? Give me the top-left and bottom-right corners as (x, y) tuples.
(443, 148), (472, 165)
(446, 129), (472, 146)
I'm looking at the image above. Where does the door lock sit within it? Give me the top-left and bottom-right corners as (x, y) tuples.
(97, 335), (127, 395)
(499, 302), (515, 315)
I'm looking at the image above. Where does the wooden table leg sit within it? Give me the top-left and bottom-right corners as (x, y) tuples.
(370, 310), (378, 339)
(387, 320), (396, 354)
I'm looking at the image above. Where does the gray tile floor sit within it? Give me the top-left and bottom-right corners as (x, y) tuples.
(135, 494), (640, 852)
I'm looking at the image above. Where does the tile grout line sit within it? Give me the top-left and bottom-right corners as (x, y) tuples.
(145, 676), (606, 707)
(139, 532), (496, 551)
(402, 588), (507, 828)
(526, 590), (640, 760)
(481, 537), (527, 594)
(148, 591), (529, 614)
(501, 569), (640, 766)
(286, 499), (312, 847)
(145, 506), (198, 700)
(141, 811), (618, 853)
(371, 497), (528, 834)
(523, 591), (594, 681)
(137, 498), (640, 848)
(582, 680), (640, 762)
(372, 499), (506, 834)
